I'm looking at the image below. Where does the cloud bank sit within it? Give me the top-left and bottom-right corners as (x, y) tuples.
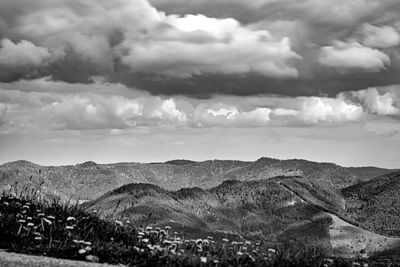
(0, 0), (399, 97)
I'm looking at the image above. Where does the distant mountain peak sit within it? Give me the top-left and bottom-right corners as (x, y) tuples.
(76, 161), (98, 168)
(164, 159), (197, 165)
(2, 160), (38, 168)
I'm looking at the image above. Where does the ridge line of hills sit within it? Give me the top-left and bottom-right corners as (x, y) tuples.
(1, 157), (400, 257)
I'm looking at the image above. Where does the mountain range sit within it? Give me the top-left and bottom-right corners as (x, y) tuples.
(1, 157), (399, 257)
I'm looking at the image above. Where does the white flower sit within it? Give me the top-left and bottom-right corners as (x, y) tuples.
(42, 218), (52, 225)
(78, 249), (87, 254)
(200, 257), (207, 263)
(66, 216), (76, 222)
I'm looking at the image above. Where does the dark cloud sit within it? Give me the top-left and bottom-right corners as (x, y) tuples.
(112, 66), (400, 98)
(0, 0), (400, 98)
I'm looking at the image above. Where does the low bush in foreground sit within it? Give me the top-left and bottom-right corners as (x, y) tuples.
(0, 189), (376, 266)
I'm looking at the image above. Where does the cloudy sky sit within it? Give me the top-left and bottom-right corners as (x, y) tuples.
(0, 0), (399, 167)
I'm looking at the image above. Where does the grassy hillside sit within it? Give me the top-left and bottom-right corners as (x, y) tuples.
(83, 179), (331, 249)
(2, 187), (377, 267)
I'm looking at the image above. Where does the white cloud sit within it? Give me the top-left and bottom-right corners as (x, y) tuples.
(1, 0), (299, 79)
(195, 105), (271, 127)
(0, 39), (53, 68)
(150, 99), (187, 122)
(118, 14), (300, 78)
(318, 41), (390, 72)
(273, 108), (299, 116)
(297, 96), (364, 124)
(353, 87), (399, 115)
(359, 23), (400, 48)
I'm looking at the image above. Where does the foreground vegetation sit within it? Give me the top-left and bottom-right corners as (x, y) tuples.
(0, 186), (389, 266)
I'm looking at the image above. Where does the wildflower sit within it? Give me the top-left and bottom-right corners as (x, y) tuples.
(126, 220), (131, 224)
(86, 255), (99, 263)
(324, 259), (334, 264)
(42, 218), (52, 225)
(78, 249), (87, 254)
(268, 248), (276, 253)
(207, 236), (213, 240)
(237, 252), (243, 256)
(146, 226), (153, 231)
(115, 220), (123, 226)
(245, 241), (251, 245)
(83, 241), (92, 246)
(200, 257), (207, 263)
(38, 213), (45, 217)
(65, 225), (74, 230)
(47, 215), (55, 220)
(73, 239), (80, 244)
(34, 236), (42, 241)
(3, 201), (9, 206)
(18, 219), (26, 224)
(27, 217), (33, 221)
(165, 226), (171, 229)
(142, 238), (149, 243)
(27, 222), (34, 227)
(66, 216), (76, 222)
(85, 246), (92, 251)
(22, 205), (30, 209)
(222, 238), (228, 242)
(214, 260), (219, 264)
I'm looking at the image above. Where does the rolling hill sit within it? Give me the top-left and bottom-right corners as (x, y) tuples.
(343, 170), (400, 237)
(83, 178), (400, 258)
(0, 157), (391, 204)
(1, 157), (399, 258)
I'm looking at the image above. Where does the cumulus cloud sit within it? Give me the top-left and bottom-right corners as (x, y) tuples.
(0, 39), (55, 81)
(194, 105), (271, 127)
(318, 41), (390, 72)
(353, 87), (399, 115)
(150, 99), (187, 122)
(359, 23), (400, 48)
(0, 0), (400, 97)
(0, 39), (52, 67)
(118, 14), (299, 78)
(295, 96), (364, 124)
(0, 0), (300, 82)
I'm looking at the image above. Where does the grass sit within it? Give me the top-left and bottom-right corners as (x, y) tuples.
(0, 185), (376, 266)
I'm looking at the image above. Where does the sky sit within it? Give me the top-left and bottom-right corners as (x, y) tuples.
(0, 0), (399, 168)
